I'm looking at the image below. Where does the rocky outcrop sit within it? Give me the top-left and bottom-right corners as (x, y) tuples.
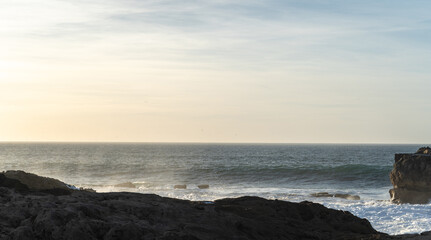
(390, 147), (431, 204)
(2, 170), (76, 195)
(0, 187), (383, 240)
(0, 171), (391, 240)
(416, 147), (431, 154)
(0, 170), (428, 239)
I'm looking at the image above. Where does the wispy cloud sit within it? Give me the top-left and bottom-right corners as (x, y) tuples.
(3, 0), (429, 69)
(1, 0), (431, 142)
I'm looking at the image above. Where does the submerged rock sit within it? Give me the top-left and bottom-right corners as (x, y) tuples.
(390, 148), (431, 204)
(311, 192), (360, 200)
(174, 184), (187, 189)
(198, 184), (209, 189)
(114, 182), (136, 188)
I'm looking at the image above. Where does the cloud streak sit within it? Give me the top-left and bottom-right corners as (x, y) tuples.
(1, 0), (431, 142)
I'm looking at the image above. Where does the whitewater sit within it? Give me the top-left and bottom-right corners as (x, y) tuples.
(0, 143), (429, 235)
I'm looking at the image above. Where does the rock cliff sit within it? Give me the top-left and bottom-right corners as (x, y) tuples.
(390, 147), (431, 204)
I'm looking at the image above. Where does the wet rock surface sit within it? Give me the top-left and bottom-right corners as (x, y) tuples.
(310, 192), (360, 200)
(0, 171), (427, 240)
(390, 147), (431, 204)
(197, 184), (209, 189)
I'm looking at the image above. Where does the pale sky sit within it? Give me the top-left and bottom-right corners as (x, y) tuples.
(1, 0), (431, 143)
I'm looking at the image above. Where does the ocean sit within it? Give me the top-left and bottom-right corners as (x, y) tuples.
(0, 143), (429, 235)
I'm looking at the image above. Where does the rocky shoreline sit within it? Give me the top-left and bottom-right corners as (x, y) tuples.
(0, 171), (430, 239)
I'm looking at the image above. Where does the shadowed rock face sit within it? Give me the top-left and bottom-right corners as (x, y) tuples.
(0, 188), (385, 240)
(0, 171), (389, 240)
(0, 171), (428, 240)
(3, 170), (72, 192)
(390, 148), (431, 204)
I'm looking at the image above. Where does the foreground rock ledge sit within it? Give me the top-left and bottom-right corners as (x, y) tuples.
(0, 171), (426, 240)
(390, 147), (431, 204)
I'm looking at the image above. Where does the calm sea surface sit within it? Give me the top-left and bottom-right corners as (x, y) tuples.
(0, 143), (428, 235)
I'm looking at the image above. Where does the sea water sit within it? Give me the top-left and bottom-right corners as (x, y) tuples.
(0, 143), (429, 235)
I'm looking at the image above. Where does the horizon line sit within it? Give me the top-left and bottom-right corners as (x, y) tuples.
(0, 140), (427, 145)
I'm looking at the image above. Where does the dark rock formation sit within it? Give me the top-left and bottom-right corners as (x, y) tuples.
(390, 148), (431, 204)
(3, 170), (75, 193)
(0, 187), (383, 240)
(0, 171), (427, 239)
(0, 173), (29, 191)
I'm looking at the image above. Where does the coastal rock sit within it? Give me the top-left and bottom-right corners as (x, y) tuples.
(0, 171), (394, 240)
(311, 192), (360, 200)
(0, 188), (386, 240)
(390, 148), (431, 204)
(0, 171), (428, 239)
(198, 184), (209, 189)
(389, 188), (431, 204)
(0, 173), (29, 191)
(174, 184), (187, 189)
(3, 170), (73, 193)
(415, 147), (431, 154)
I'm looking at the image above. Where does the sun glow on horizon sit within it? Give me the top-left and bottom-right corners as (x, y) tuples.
(1, 0), (431, 143)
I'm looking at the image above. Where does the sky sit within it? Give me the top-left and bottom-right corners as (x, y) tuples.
(1, 0), (431, 143)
